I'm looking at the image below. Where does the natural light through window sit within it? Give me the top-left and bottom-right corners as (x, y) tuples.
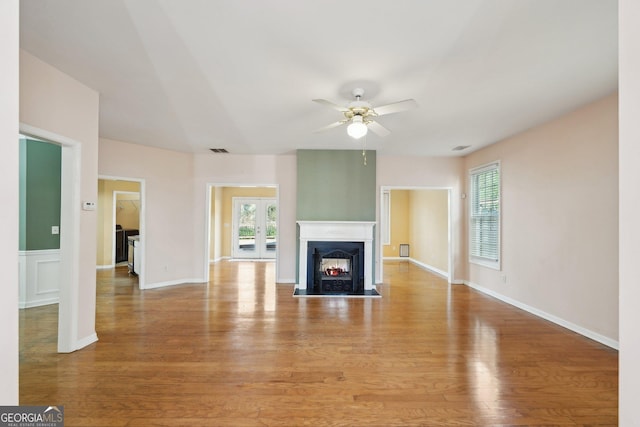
(469, 162), (500, 269)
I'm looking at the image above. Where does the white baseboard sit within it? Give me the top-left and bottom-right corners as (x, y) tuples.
(464, 280), (619, 350)
(20, 298), (59, 309)
(383, 256), (449, 279)
(141, 278), (206, 290)
(408, 258), (449, 279)
(277, 278), (296, 284)
(96, 264), (115, 270)
(74, 333), (98, 351)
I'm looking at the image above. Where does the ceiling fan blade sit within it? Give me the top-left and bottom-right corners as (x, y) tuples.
(373, 99), (418, 116)
(312, 120), (347, 133)
(312, 98), (349, 112)
(367, 121), (391, 137)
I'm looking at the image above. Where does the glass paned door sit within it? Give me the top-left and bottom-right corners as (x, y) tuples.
(232, 198), (277, 259)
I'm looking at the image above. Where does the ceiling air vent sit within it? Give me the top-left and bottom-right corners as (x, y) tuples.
(209, 148), (229, 153)
(452, 145), (471, 151)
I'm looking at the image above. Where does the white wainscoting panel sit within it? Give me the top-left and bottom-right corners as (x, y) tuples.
(18, 249), (60, 308)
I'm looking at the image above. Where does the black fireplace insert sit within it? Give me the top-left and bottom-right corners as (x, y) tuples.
(306, 241), (365, 295)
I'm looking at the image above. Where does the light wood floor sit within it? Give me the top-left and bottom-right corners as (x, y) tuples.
(20, 261), (618, 426)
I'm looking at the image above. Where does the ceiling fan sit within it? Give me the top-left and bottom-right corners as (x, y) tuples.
(312, 88), (418, 139)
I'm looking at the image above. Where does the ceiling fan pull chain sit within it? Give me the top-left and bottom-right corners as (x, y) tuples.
(362, 135), (367, 166)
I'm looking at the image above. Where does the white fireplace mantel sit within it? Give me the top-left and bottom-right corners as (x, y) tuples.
(297, 221), (376, 291)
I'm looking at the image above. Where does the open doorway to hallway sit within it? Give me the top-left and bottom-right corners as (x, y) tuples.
(208, 185), (278, 266)
(380, 187), (452, 283)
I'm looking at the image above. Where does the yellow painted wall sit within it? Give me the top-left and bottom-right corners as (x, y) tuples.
(214, 186), (277, 257)
(97, 179), (140, 266)
(409, 190), (448, 273)
(115, 192), (140, 230)
(383, 190), (410, 257)
(383, 189), (449, 274)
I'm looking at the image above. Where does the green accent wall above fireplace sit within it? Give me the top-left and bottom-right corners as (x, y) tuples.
(296, 150), (376, 221)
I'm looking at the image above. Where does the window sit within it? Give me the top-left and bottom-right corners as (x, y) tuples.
(469, 162), (500, 269)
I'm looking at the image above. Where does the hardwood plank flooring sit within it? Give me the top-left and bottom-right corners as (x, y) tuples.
(20, 260), (618, 426)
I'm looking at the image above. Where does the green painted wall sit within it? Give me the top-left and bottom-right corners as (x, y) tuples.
(296, 150), (376, 221)
(19, 138), (61, 250)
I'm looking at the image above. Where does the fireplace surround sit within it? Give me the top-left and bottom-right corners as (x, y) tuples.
(295, 221), (379, 297)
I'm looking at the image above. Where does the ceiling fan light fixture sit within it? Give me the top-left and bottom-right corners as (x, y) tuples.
(347, 115), (368, 139)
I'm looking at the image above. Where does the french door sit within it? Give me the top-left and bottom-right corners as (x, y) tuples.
(232, 198), (277, 259)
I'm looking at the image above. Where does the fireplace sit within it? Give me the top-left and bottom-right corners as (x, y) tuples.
(296, 221), (378, 296)
(307, 241), (364, 294)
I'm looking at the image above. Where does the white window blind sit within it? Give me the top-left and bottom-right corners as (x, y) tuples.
(469, 162), (500, 266)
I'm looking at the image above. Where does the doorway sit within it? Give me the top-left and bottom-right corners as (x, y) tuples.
(97, 177), (145, 287)
(232, 197), (277, 259)
(379, 187), (452, 284)
(205, 185), (278, 282)
(19, 124), (82, 353)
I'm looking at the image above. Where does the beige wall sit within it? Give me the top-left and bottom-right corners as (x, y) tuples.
(20, 49), (100, 351)
(99, 138), (199, 287)
(0, 0), (19, 404)
(465, 93), (618, 343)
(193, 153), (298, 283)
(97, 179), (141, 266)
(620, 1), (640, 423)
(409, 190), (448, 274)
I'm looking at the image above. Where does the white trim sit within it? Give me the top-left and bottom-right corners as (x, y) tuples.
(464, 280), (618, 350)
(407, 258), (449, 279)
(297, 221), (376, 291)
(75, 333), (98, 349)
(141, 278), (206, 290)
(96, 264), (115, 270)
(18, 249), (60, 256)
(382, 256), (450, 280)
(20, 123), (83, 353)
(19, 249), (61, 308)
(381, 190), (390, 245)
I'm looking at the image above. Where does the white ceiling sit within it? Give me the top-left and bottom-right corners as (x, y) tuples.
(19, 0), (618, 156)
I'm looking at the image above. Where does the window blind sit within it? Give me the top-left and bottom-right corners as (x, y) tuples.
(469, 163), (500, 263)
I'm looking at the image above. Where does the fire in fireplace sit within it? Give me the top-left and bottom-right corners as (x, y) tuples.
(306, 241), (365, 295)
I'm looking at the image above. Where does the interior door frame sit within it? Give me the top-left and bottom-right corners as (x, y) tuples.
(231, 197), (277, 259)
(378, 186), (453, 285)
(20, 123), (80, 353)
(100, 176), (146, 289)
(203, 184), (279, 283)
